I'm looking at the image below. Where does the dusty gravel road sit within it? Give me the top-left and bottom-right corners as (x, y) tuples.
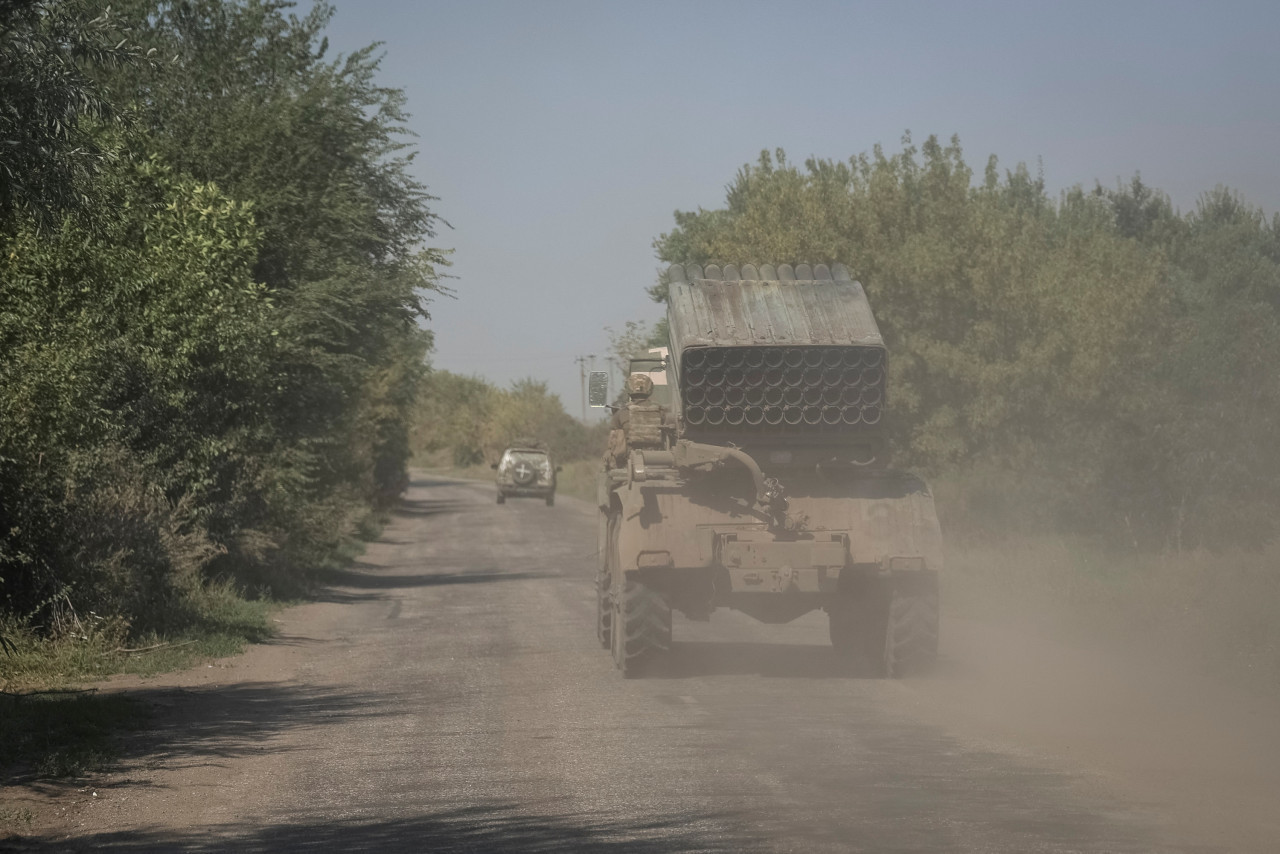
(6, 474), (1280, 852)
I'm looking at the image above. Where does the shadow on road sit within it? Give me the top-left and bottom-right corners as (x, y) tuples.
(3, 802), (763, 853)
(2, 681), (389, 795)
(406, 475), (477, 490)
(119, 682), (389, 766)
(393, 497), (474, 519)
(315, 565), (556, 600)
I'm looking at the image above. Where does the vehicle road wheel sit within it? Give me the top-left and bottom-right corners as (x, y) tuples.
(545, 493), (555, 506)
(829, 572), (938, 677)
(496, 492), (505, 504)
(597, 513), (618, 649)
(883, 572), (939, 677)
(596, 570), (612, 648)
(611, 577), (671, 678)
(828, 568), (888, 674)
(828, 591), (887, 676)
(828, 604), (855, 651)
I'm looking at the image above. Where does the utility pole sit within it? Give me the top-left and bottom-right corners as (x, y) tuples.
(574, 355), (595, 421)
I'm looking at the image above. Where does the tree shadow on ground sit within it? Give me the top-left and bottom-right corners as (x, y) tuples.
(405, 475), (479, 489)
(4, 681), (388, 791)
(392, 497), (473, 519)
(3, 802), (763, 853)
(310, 565), (556, 604)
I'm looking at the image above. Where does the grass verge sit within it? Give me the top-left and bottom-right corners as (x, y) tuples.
(0, 583), (276, 784)
(0, 581), (279, 694)
(0, 501), (390, 788)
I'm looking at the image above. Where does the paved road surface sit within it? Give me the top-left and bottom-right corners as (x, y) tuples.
(8, 474), (1280, 852)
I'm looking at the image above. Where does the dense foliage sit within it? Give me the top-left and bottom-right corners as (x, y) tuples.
(0, 0), (444, 639)
(654, 137), (1280, 550)
(0, 0), (143, 224)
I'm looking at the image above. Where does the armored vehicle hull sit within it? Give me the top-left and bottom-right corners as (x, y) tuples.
(598, 264), (942, 677)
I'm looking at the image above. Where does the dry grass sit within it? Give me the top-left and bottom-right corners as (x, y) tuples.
(0, 578), (281, 783)
(0, 580), (278, 695)
(553, 459), (602, 503)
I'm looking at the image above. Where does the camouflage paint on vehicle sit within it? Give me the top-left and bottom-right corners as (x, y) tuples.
(495, 445), (557, 505)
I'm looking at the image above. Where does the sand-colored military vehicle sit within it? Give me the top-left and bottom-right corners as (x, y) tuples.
(596, 263), (942, 677)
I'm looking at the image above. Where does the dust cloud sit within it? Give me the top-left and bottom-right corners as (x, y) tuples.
(913, 584), (1280, 851)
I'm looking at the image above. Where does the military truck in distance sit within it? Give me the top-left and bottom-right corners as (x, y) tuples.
(597, 263), (942, 677)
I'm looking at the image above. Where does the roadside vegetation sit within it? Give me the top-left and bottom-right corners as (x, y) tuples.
(411, 371), (608, 502)
(653, 138), (1280, 688)
(1, 0), (444, 748)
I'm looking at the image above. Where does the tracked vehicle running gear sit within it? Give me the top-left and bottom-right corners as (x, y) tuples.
(597, 263), (942, 677)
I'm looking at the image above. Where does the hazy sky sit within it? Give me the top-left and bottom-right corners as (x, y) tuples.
(324, 0), (1280, 417)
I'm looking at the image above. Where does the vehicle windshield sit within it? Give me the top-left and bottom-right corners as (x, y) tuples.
(501, 450), (549, 469)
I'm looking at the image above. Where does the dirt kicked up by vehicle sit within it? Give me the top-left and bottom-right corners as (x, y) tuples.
(596, 263), (943, 677)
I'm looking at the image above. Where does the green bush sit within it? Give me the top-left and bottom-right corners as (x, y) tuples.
(0, 1), (445, 646)
(654, 138), (1280, 550)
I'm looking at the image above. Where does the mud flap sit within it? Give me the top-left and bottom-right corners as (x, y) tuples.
(829, 570), (937, 677)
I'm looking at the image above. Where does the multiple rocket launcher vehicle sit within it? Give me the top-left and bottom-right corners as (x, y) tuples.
(595, 263), (942, 677)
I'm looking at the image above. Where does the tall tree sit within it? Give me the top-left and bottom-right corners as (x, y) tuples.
(651, 136), (1280, 548)
(1, 0), (451, 636)
(0, 0), (142, 224)
(99, 0), (448, 506)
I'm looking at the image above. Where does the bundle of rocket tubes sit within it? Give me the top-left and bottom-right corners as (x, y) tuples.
(679, 346), (884, 430)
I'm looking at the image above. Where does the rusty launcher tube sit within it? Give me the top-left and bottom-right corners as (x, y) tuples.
(680, 346), (886, 432)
